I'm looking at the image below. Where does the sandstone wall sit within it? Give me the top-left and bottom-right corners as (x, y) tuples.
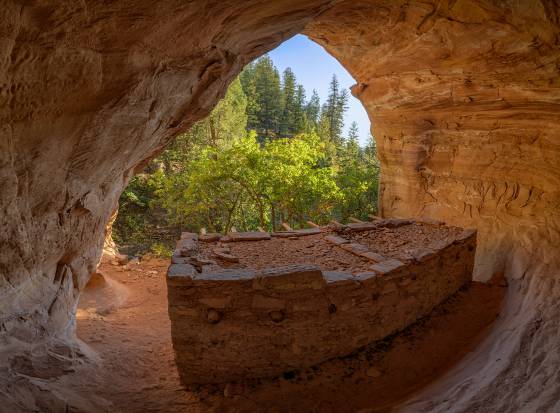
(305, 0), (560, 280)
(1, 0), (559, 411)
(0, 0), (334, 345)
(167, 228), (475, 384)
(305, 3), (560, 411)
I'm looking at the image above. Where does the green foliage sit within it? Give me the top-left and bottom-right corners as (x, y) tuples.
(114, 55), (380, 251)
(151, 242), (173, 258)
(155, 132), (341, 232)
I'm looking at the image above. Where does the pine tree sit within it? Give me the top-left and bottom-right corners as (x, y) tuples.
(239, 62), (260, 132)
(332, 87), (348, 144)
(252, 56), (282, 141)
(305, 89), (321, 130)
(279, 68), (297, 137)
(293, 85), (308, 134)
(347, 121), (359, 144)
(320, 75), (348, 145)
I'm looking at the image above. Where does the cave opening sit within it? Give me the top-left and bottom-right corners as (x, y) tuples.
(108, 33), (378, 260)
(74, 33), (506, 412)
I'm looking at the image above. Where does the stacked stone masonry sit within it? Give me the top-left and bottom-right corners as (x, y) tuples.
(167, 219), (476, 384)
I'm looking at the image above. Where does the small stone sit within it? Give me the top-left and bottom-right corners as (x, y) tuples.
(181, 232), (198, 240)
(188, 257), (217, 266)
(206, 308), (221, 324)
(269, 310), (285, 323)
(114, 253), (128, 265)
(213, 250), (239, 263)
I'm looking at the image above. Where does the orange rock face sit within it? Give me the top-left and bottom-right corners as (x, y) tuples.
(1, 0), (559, 411)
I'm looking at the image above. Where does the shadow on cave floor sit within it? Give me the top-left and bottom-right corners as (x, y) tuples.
(66, 257), (505, 413)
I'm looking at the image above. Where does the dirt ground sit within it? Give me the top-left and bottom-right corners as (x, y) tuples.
(67, 256), (505, 413)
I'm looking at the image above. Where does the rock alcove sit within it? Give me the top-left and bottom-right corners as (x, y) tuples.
(1, 1), (559, 412)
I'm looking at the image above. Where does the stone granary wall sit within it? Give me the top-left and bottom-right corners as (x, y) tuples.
(167, 219), (476, 384)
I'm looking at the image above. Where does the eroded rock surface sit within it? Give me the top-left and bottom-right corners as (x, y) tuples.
(1, 0), (559, 412)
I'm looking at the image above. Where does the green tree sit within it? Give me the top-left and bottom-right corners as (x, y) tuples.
(239, 62), (260, 131)
(334, 130), (379, 221)
(306, 89), (321, 129)
(294, 85), (308, 134)
(279, 68), (297, 137)
(114, 66), (380, 254)
(320, 75), (348, 145)
(347, 121), (360, 144)
(252, 55), (282, 141)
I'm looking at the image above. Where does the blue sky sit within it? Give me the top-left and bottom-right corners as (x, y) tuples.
(268, 34), (371, 146)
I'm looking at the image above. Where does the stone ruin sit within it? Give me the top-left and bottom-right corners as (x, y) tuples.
(166, 218), (476, 384)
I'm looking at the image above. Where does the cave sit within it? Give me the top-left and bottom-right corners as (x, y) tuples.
(1, 1), (559, 412)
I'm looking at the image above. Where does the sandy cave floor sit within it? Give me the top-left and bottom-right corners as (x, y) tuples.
(68, 257), (505, 413)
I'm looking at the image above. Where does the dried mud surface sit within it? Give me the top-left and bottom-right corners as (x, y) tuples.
(347, 223), (464, 262)
(197, 223), (461, 273)
(66, 257), (504, 412)
(199, 232), (371, 273)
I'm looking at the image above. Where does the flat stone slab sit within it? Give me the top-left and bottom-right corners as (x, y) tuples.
(322, 271), (355, 283)
(294, 228), (322, 236)
(253, 264), (324, 290)
(408, 248), (437, 263)
(199, 233), (221, 242)
(177, 238), (197, 257)
(171, 252), (191, 264)
(369, 259), (406, 275)
(353, 271), (379, 283)
(340, 242), (370, 255)
(357, 251), (387, 262)
(228, 231), (271, 242)
(270, 228), (322, 238)
(213, 250), (239, 263)
(181, 232), (198, 240)
(270, 231), (297, 238)
(325, 235), (350, 245)
(188, 257), (217, 266)
(167, 263), (197, 279)
(347, 222), (380, 231)
(195, 269), (256, 281)
(380, 218), (414, 228)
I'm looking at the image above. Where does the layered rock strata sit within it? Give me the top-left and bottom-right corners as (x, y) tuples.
(1, 0), (559, 410)
(167, 220), (475, 383)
